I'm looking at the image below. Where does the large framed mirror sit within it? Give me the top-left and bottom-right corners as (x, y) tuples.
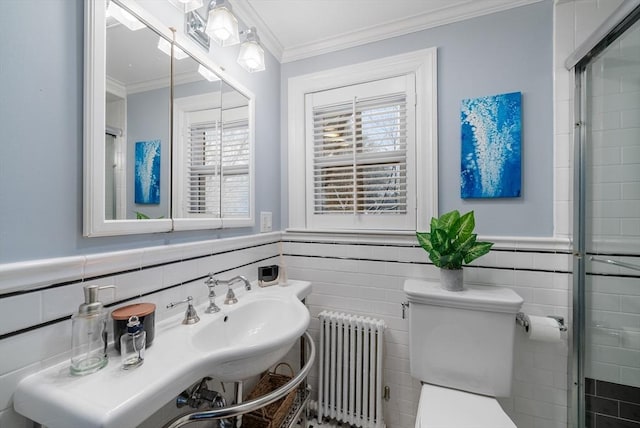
(84, 0), (254, 236)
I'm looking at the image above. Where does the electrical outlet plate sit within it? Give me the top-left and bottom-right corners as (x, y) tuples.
(260, 211), (272, 232)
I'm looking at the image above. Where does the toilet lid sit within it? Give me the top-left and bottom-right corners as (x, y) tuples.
(416, 384), (516, 428)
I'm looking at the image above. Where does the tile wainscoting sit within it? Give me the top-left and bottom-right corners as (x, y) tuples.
(0, 232), (282, 427)
(283, 232), (573, 428)
(0, 231), (573, 427)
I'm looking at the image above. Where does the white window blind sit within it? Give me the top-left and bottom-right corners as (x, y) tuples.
(220, 118), (250, 217)
(186, 116), (221, 216)
(182, 108), (249, 218)
(304, 75), (416, 231)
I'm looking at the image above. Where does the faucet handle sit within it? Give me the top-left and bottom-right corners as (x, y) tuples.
(204, 273), (216, 287)
(205, 277), (221, 314)
(167, 296), (200, 324)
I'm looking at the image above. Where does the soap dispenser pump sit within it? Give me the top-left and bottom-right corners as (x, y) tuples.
(70, 285), (115, 376)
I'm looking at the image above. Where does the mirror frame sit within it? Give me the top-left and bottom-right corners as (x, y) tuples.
(84, 0), (173, 236)
(84, 0), (255, 237)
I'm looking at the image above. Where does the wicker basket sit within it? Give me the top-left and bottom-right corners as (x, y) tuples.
(242, 363), (297, 428)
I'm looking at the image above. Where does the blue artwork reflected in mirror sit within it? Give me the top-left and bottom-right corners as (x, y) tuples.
(461, 91), (521, 198)
(135, 140), (161, 204)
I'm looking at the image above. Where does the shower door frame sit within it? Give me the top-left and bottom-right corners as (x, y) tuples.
(571, 6), (640, 428)
(571, 65), (587, 428)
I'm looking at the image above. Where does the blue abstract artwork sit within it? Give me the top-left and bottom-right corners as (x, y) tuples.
(461, 92), (521, 199)
(135, 140), (160, 204)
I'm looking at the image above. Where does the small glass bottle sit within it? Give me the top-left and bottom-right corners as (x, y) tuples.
(120, 315), (146, 370)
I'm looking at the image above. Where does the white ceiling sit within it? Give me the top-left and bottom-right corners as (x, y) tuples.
(228, 0), (545, 63)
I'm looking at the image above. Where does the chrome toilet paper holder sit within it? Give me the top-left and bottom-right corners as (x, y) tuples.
(515, 312), (567, 332)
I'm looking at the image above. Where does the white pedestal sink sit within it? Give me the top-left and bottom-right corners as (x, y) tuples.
(13, 280), (311, 428)
(191, 294), (308, 381)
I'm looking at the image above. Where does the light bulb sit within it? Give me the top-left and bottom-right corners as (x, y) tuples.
(205, 6), (240, 46)
(237, 40), (265, 72)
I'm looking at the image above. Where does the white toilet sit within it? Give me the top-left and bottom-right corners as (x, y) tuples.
(404, 279), (524, 428)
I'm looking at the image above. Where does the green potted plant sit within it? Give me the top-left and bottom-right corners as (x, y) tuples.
(416, 210), (493, 291)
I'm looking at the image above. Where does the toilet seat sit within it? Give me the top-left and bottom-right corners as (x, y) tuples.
(416, 384), (516, 428)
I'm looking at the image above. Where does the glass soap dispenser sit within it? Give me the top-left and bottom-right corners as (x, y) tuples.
(121, 315), (146, 370)
(70, 285), (115, 376)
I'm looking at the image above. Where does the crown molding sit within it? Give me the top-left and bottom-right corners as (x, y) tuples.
(230, 0), (543, 63)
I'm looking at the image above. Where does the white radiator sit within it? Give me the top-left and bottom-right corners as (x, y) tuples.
(317, 311), (386, 428)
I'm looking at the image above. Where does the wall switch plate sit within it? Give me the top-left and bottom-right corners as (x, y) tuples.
(260, 211), (272, 232)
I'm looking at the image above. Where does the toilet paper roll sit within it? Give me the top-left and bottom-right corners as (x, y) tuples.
(525, 315), (562, 342)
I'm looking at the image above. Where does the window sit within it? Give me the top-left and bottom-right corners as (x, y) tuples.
(305, 75), (415, 230)
(288, 48), (437, 232)
(183, 108), (221, 217)
(219, 115), (250, 217)
(173, 93), (252, 230)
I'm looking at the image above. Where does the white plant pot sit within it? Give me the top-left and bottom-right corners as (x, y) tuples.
(440, 268), (464, 292)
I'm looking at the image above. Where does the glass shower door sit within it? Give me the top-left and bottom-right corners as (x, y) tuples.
(580, 16), (640, 428)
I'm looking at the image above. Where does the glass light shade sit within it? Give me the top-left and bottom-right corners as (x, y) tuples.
(205, 7), (240, 46)
(157, 37), (188, 60)
(197, 64), (220, 82)
(106, 2), (145, 31)
(237, 41), (265, 72)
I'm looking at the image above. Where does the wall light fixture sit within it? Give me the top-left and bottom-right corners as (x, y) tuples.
(183, 0), (266, 72)
(237, 27), (265, 73)
(185, 8), (211, 50)
(205, 0), (240, 47)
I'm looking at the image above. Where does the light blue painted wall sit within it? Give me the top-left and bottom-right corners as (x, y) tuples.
(0, 0), (281, 263)
(0, 0), (552, 263)
(280, 0), (554, 237)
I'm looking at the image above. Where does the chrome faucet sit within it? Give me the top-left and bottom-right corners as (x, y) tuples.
(166, 296), (200, 324)
(211, 275), (251, 305)
(204, 273), (221, 314)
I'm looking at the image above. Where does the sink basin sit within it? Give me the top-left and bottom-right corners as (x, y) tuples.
(14, 280), (312, 428)
(191, 295), (309, 380)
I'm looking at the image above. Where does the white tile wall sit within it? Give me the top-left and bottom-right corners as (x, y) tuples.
(586, 21), (640, 249)
(0, 242), (595, 428)
(565, 0), (640, 393)
(0, 232), (282, 427)
(552, 0), (626, 239)
(586, 260), (640, 387)
(284, 233), (572, 428)
(552, 2), (640, 426)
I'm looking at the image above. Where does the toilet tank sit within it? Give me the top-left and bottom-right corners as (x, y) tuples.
(404, 279), (523, 397)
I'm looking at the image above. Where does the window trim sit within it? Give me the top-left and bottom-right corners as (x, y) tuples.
(287, 48), (438, 233)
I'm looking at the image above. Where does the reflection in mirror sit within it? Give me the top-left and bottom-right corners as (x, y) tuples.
(106, 3), (171, 220)
(172, 54), (223, 228)
(85, 0), (254, 236)
(220, 81), (250, 220)
(172, 56), (251, 230)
